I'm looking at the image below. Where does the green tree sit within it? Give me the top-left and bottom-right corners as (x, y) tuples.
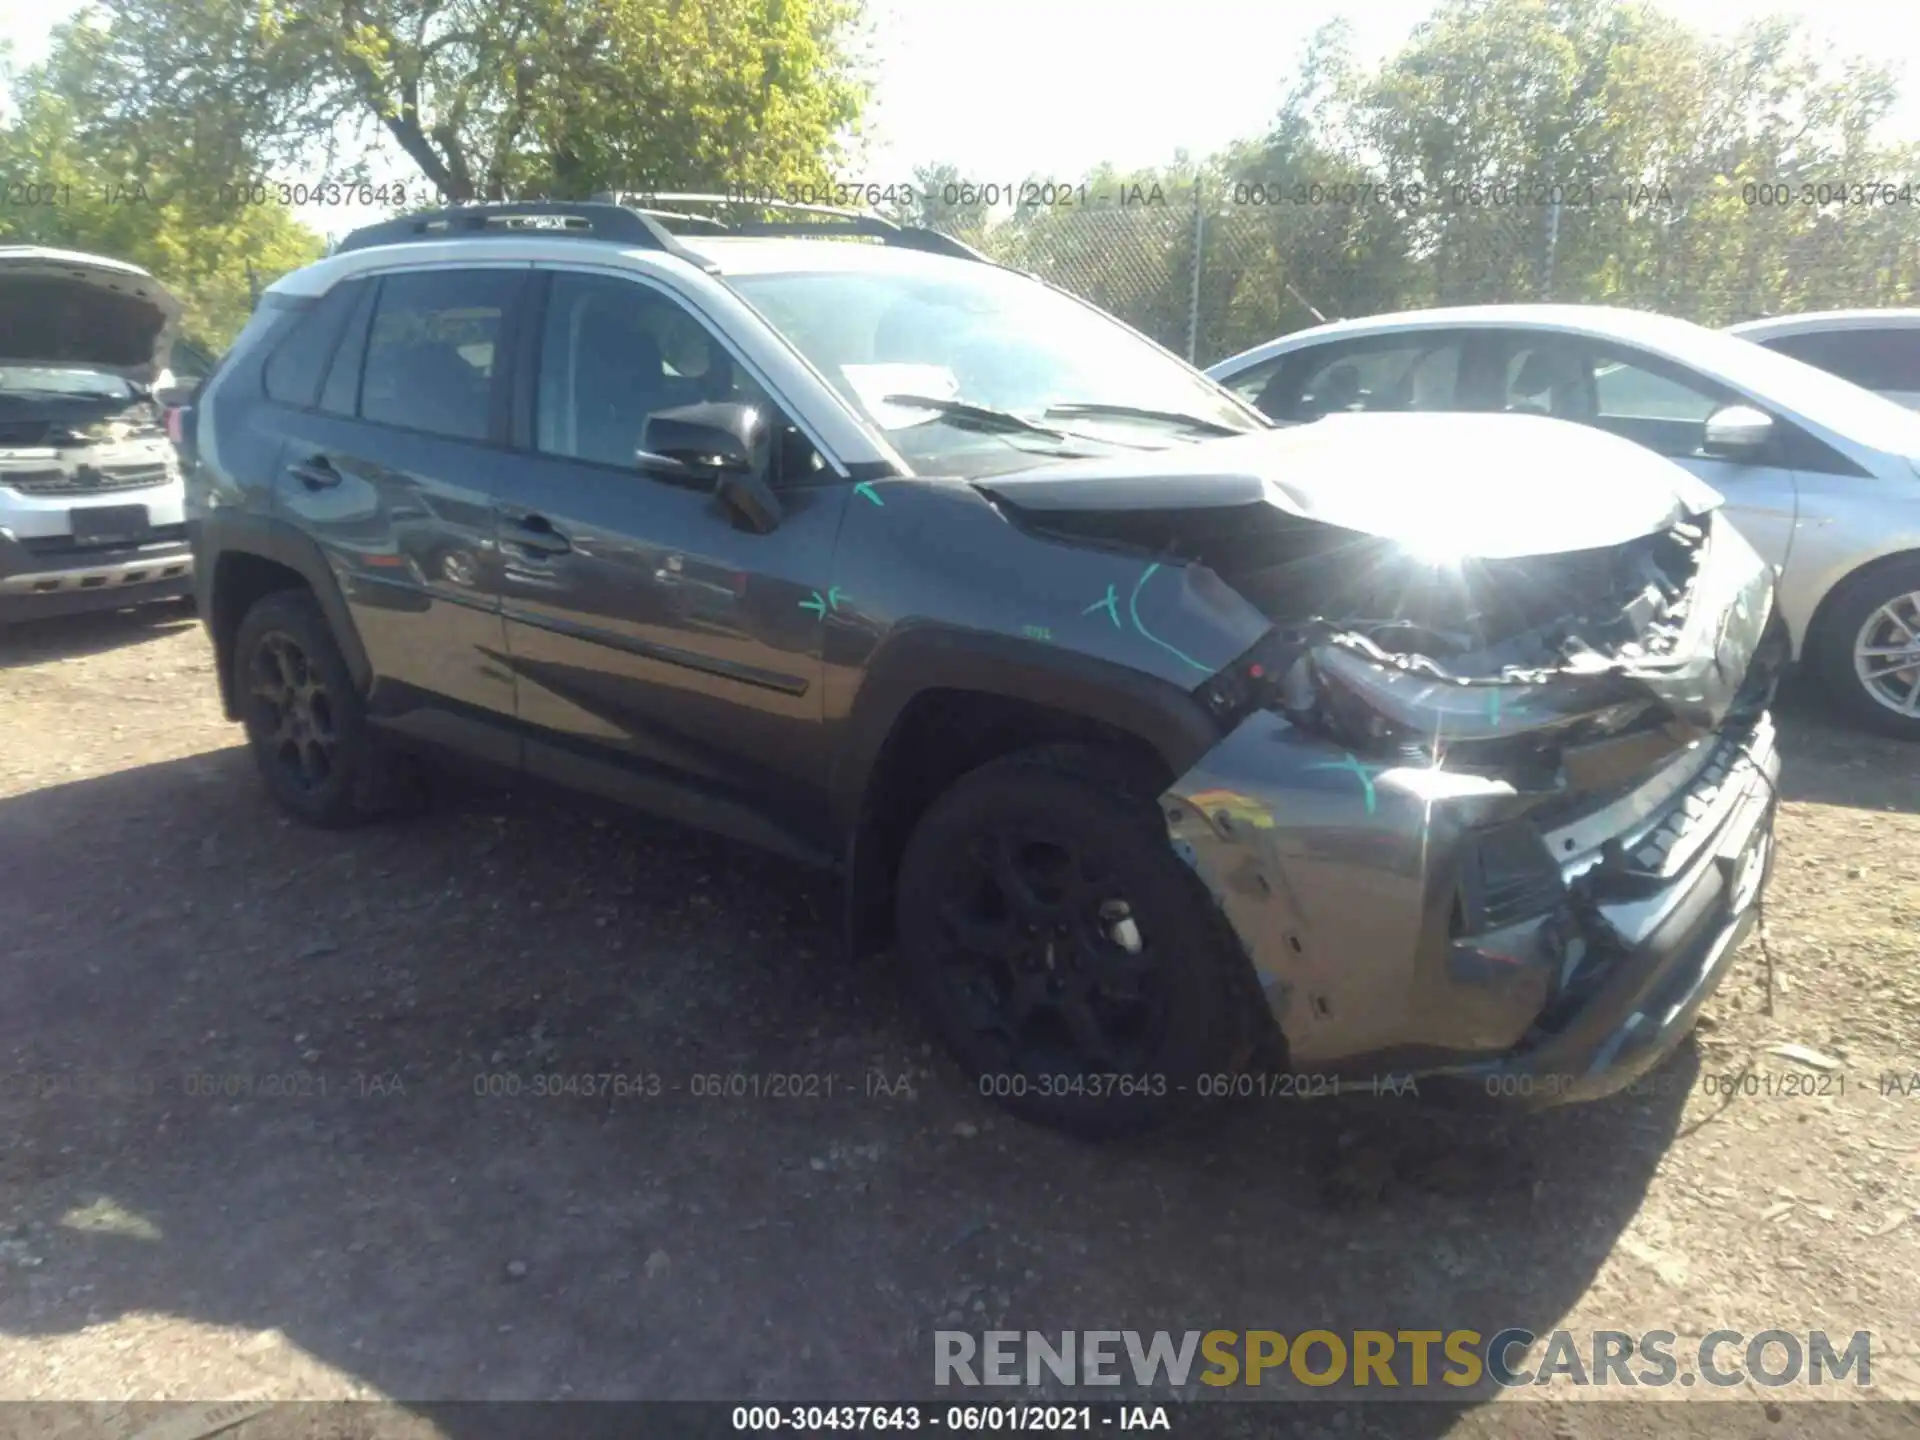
(1212, 21), (1419, 349)
(0, 55), (324, 347)
(35, 0), (870, 204)
(1308, 0), (1920, 318)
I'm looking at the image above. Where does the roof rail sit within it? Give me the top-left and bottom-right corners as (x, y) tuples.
(591, 191), (991, 264)
(331, 200), (708, 263)
(599, 191), (872, 222)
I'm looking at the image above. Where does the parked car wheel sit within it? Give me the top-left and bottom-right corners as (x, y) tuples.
(895, 744), (1265, 1137)
(234, 588), (401, 826)
(1812, 556), (1920, 739)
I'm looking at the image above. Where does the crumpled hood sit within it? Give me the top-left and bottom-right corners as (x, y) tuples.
(0, 246), (181, 383)
(976, 411), (1727, 556)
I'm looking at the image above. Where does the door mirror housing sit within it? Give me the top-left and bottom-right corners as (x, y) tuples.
(641, 402), (783, 534)
(1702, 404), (1774, 461)
(643, 401), (765, 472)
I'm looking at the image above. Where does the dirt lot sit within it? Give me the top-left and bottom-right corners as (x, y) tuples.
(1, 601), (1917, 1438)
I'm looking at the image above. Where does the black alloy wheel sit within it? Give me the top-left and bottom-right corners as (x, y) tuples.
(930, 824), (1167, 1077)
(248, 629), (340, 796)
(233, 588), (406, 827)
(896, 744), (1267, 1137)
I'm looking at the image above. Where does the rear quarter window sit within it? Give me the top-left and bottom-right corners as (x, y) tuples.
(261, 283), (361, 408)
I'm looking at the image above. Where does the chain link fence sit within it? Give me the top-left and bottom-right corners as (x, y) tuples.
(938, 182), (1920, 367)
(243, 184), (1920, 368)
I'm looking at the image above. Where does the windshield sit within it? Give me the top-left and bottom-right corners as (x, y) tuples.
(1679, 325), (1920, 456)
(727, 263), (1266, 478)
(0, 366), (136, 400)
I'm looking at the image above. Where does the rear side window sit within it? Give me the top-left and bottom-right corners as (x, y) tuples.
(1761, 328), (1920, 393)
(360, 269), (520, 441)
(262, 283), (359, 407)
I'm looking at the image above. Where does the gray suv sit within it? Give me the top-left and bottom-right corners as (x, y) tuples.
(184, 199), (1783, 1135)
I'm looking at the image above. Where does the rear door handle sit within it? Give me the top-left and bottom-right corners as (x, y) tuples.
(286, 455), (340, 490)
(504, 512), (572, 556)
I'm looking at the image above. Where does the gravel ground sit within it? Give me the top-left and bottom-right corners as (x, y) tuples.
(1, 601), (1917, 1439)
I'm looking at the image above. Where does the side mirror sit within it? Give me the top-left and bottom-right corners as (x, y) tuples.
(641, 401), (782, 534)
(1702, 404), (1773, 461)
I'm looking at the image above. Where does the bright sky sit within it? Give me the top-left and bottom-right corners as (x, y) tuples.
(3, 0), (1916, 239)
(857, 0), (1920, 176)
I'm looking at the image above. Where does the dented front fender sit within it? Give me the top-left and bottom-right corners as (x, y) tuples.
(1162, 713), (1555, 1068)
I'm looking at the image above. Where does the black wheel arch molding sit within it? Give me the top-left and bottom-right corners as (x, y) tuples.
(192, 510), (371, 721)
(830, 623), (1227, 955)
(832, 625), (1224, 827)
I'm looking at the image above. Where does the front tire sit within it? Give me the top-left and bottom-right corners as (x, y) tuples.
(233, 588), (397, 827)
(894, 744), (1266, 1137)
(1811, 557), (1920, 739)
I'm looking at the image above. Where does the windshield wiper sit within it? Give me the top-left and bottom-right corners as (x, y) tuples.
(881, 394), (1070, 439)
(880, 394), (1164, 452)
(1043, 401), (1248, 436)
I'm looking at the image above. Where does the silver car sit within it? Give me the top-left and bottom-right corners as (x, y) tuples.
(1728, 309), (1920, 410)
(0, 246), (194, 624)
(1208, 304), (1920, 737)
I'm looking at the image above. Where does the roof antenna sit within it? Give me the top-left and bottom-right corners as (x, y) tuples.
(1284, 279), (1330, 325)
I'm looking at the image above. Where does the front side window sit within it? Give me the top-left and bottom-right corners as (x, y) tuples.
(360, 269), (518, 441)
(1492, 333), (1875, 473)
(727, 262), (1264, 479)
(1591, 353), (1722, 424)
(1490, 335), (1727, 457)
(534, 272), (777, 470)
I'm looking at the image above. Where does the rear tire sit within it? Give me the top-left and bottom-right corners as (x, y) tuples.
(1810, 556), (1920, 739)
(233, 588), (400, 827)
(894, 744), (1267, 1138)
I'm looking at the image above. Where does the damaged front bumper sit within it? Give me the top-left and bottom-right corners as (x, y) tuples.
(1163, 514), (1783, 1107)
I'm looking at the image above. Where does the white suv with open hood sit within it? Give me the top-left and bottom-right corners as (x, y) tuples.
(0, 246), (194, 624)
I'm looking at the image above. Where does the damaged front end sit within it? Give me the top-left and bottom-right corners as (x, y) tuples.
(1163, 505), (1783, 1103)
(974, 415), (1786, 1103)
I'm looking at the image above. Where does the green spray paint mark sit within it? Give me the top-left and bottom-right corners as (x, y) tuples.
(1308, 752), (1388, 813)
(1127, 562), (1214, 675)
(1084, 584), (1122, 628)
(853, 482), (884, 506)
(1023, 625), (1054, 642)
(1484, 690), (1532, 726)
(800, 586), (849, 618)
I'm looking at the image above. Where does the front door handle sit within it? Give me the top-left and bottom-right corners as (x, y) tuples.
(286, 455), (340, 489)
(504, 513), (572, 555)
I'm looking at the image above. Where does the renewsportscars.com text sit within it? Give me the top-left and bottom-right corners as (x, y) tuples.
(934, 1329), (1873, 1391)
